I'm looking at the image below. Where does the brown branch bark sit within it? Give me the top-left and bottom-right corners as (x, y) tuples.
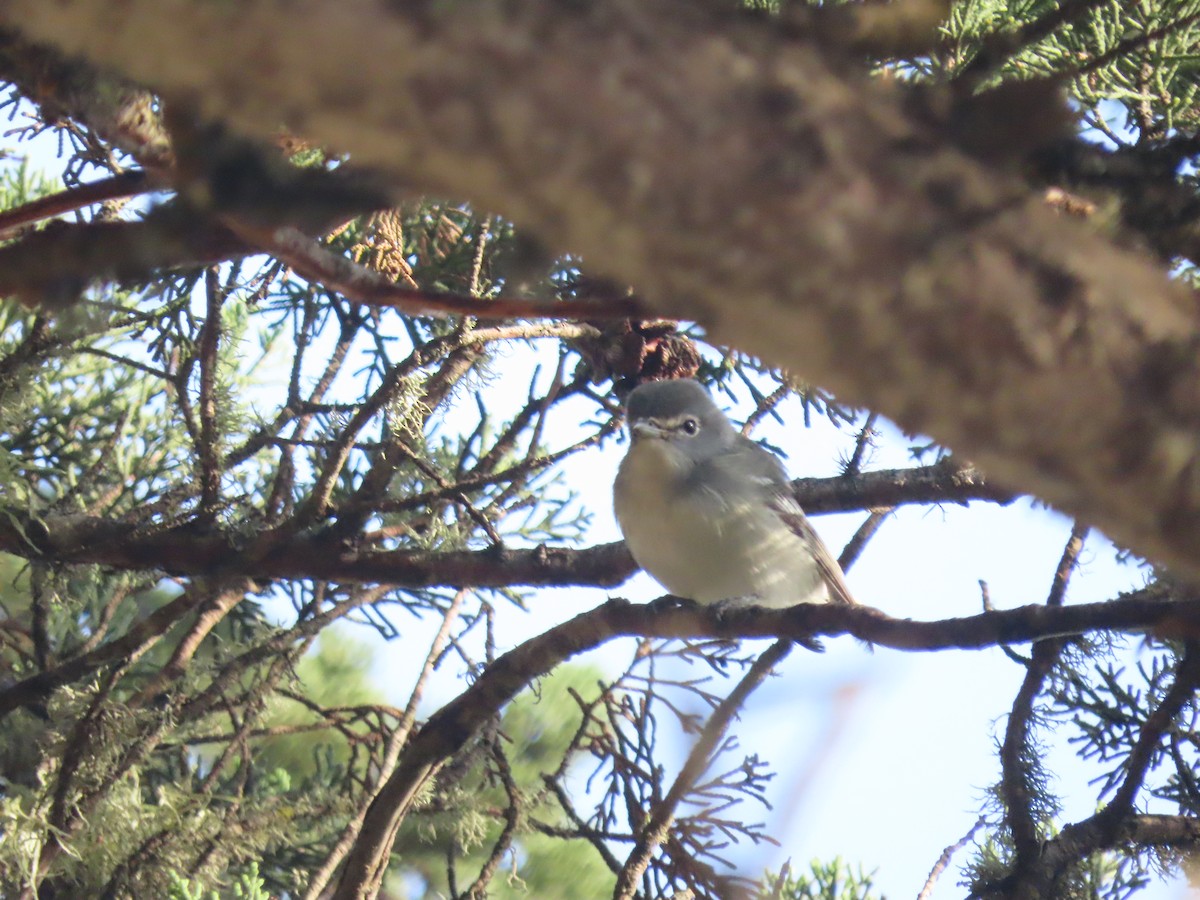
(917, 816), (986, 900)
(0, 171), (151, 240)
(1117, 813), (1200, 848)
(793, 460), (1013, 513)
(224, 221), (642, 320)
(0, 209), (247, 306)
(0, 462), (1011, 589)
(3, 0), (1199, 584)
(998, 522), (1089, 873)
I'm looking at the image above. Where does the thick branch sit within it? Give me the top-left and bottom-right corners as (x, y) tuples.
(0, 464), (1014, 588)
(0, 511), (636, 589)
(0, 171), (151, 240)
(0, 209), (246, 305)
(794, 459), (1012, 513)
(1118, 814), (1200, 848)
(4, 0), (1200, 582)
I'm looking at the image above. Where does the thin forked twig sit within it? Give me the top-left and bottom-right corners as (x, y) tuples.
(611, 639), (793, 900)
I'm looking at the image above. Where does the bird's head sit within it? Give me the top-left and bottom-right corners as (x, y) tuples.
(623, 379), (735, 467)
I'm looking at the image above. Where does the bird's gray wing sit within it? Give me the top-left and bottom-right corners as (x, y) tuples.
(734, 436), (859, 607)
(768, 492), (858, 606)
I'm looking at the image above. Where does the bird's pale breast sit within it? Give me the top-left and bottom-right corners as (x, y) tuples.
(615, 441), (829, 607)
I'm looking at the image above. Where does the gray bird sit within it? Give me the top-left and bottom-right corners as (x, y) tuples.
(613, 379), (857, 609)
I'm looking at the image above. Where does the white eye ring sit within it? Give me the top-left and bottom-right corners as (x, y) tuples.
(680, 417), (700, 436)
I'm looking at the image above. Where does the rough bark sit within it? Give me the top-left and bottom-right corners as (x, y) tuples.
(3, 0), (1196, 583)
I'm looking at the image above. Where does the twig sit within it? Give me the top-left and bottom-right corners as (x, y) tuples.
(130, 580), (253, 707)
(227, 221), (643, 320)
(954, 0), (1112, 88)
(843, 412), (879, 477)
(998, 522), (1088, 871)
(917, 816), (986, 900)
(741, 383), (789, 436)
(196, 267), (223, 516)
(0, 170), (150, 241)
(617, 640), (790, 900)
(983, 579), (1031, 666)
(837, 507), (893, 571)
(463, 734), (521, 898)
(1068, 10), (1200, 81)
(300, 589), (467, 900)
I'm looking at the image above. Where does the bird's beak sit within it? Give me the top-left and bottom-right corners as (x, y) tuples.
(630, 421), (668, 441)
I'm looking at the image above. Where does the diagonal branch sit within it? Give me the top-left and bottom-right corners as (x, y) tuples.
(0, 171), (152, 240)
(998, 522), (1089, 873)
(225, 220), (643, 320)
(994, 646), (1200, 897)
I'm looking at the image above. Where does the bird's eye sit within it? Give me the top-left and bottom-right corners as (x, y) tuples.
(680, 417), (700, 436)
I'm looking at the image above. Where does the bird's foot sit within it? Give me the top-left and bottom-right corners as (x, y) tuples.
(794, 635), (826, 653)
(709, 596), (825, 652)
(646, 594), (696, 614)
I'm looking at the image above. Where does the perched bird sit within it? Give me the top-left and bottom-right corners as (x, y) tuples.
(613, 379), (857, 609)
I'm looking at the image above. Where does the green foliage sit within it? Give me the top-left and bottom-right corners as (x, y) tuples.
(253, 629), (386, 780)
(392, 664), (618, 900)
(168, 862), (271, 900)
(0, 155), (58, 210)
(937, 0), (1200, 135)
(759, 858), (884, 900)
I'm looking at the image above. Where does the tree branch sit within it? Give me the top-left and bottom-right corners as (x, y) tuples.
(224, 221), (642, 320)
(4, 0), (1199, 584)
(1118, 813), (1200, 848)
(992, 647), (1200, 897)
(0, 461), (1015, 589)
(0, 171), (151, 240)
(998, 522), (1089, 872)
